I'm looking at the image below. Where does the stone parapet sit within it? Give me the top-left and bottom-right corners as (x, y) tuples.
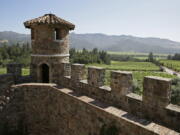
(1, 62), (180, 132)
(71, 64), (86, 82)
(110, 71), (133, 97)
(87, 66), (105, 87)
(2, 84), (178, 135)
(142, 76), (173, 125)
(0, 74), (14, 112)
(59, 63), (180, 131)
(143, 76), (171, 108)
(7, 63), (22, 83)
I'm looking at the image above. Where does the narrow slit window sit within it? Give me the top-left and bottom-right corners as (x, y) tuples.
(55, 28), (60, 40)
(31, 28), (35, 40)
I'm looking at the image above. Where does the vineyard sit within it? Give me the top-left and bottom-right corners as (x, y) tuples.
(87, 61), (175, 95)
(159, 60), (180, 72)
(0, 68), (29, 76)
(87, 61), (160, 71)
(102, 70), (175, 94)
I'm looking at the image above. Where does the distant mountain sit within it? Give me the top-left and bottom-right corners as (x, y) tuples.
(70, 33), (180, 54)
(1, 31), (180, 54)
(0, 31), (30, 45)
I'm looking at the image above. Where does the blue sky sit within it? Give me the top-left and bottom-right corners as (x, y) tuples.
(1, 0), (180, 41)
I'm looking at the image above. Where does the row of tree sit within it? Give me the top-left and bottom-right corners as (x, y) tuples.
(0, 43), (31, 67)
(70, 48), (111, 64)
(0, 44), (111, 67)
(168, 53), (180, 60)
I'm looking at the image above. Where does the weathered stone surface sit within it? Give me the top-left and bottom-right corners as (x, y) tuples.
(28, 18), (72, 83)
(7, 63), (22, 83)
(71, 64), (86, 81)
(88, 66), (105, 87)
(0, 74), (14, 112)
(143, 76), (171, 107)
(142, 76), (174, 127)
(1, 84), (178, 135)
(110, 71), (133, 97)
(126, 93), (142, 117)
(110, 71), (133, 109)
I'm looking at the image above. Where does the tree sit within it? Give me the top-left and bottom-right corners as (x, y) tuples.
(148, 52), (154, 62)
(167, 55), (172, 60)
(69, 48), (111, 64)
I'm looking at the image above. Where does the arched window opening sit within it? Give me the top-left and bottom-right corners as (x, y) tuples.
(31, 28), (35, 40)
(40, 64), (49, 83)
(54, 28), (60, 40)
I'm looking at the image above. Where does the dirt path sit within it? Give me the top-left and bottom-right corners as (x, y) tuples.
(161, 66), (180, 77)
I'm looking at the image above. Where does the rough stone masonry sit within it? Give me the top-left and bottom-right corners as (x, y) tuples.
(0, 14), (179, 135)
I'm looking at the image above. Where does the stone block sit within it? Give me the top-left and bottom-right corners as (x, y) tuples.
(71, 64), (86, 82)
(87, 66), (105, 87)
(110, 71), (133, 97)
(143, 76), (171, 108)
(61, 63), (71, 76)
(7, 63), (22, 77)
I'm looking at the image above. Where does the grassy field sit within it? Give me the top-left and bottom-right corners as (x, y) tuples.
(132, 71), (175, 94)
(159, 59), (180, 72)
(87, 61), (160, 71)
(22, 68), (30, 76)
(0, 68), (30, 76)
(0, 68), (6, 74)
(87, 61), (175, 95)
(103, 70), (175, 94)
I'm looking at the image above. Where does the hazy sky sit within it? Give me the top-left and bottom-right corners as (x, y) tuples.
(1, 0), (180, 41)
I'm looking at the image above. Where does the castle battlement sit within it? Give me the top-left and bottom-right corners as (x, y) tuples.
(0, 14), (179, 135)
(7, 83), (179, 135)
(58, 63), (180, 132)
(2, 62), (179, 131)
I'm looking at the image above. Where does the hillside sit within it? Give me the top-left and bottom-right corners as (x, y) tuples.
(0, 31), (30, 45)
(70, 33), (180, 54)
(1, 31), (180, 54)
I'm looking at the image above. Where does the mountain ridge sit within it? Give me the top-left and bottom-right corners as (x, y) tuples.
(1, 31), (180, 54)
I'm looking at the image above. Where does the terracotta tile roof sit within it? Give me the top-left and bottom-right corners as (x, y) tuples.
(24, 14), (75, 30)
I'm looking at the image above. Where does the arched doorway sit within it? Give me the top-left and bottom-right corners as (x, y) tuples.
(40, 64), (49, 83)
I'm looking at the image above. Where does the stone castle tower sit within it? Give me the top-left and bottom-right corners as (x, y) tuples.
(24, 14), (75, 83)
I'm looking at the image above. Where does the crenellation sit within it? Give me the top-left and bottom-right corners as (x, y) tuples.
(7, 63), (22, 83)
(87, 66), (105, 87)
(142, 76), (178, 129)
(0, 13), (179, 135)
(71, 64), (86, 82)
(1, 61), (180, 132)
(143, 76), (172, 108)
(0, 74), (14, 112)
(165, 104), (180, 130)
(3, 84), (179, 135)
(126, 93), (143, 116)
(61, 62), (71, 77)
(110, 71), (133, 99)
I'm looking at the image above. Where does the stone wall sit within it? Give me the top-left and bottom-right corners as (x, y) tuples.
(60, 63), (180, 132)
(1, 83), (178, 135)
(31, 25), (69, 55)
(7, 63), (22, 83)
(0, 63), (179, 134)
(0, 74), (14, 111)
(31, 57), (69, 83)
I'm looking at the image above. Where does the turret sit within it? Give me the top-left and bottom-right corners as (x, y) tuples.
(24, 14), (75, 83)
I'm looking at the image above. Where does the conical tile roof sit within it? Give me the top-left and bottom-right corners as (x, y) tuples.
(24, 14), (75, 30)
